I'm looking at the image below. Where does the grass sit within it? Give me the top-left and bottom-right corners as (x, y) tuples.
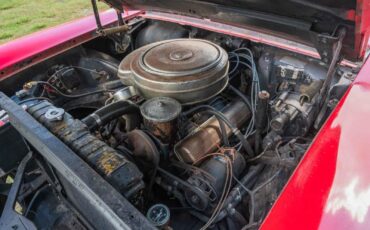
(0, 0), (108, 44)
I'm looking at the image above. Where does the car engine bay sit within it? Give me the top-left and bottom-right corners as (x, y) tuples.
(0, 19), (357, 229)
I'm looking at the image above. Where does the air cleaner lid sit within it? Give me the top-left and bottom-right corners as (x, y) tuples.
(140, 97), (182, 122)
(139, 39), (222, 77)
(118, 39), (229, 105)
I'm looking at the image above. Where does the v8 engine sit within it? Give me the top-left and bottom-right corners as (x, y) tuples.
(0, 20), (355, 230)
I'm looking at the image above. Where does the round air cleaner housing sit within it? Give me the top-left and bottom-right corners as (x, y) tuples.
(118, 39), (229, 105)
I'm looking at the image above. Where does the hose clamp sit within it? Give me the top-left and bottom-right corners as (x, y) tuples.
(90, 113), (102, 126)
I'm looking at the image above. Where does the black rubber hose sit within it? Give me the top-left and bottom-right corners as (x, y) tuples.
(34, 81), (115, 98)
(184, 105), (254, 157)
(228, 85), (253, 120)
(82, 100), (140, 130)
(24, 184), (50, 216)
(232, 211), (248, 227)
(226, 217), (237, 230)
(255, 91), (270, 153)
(218, 117), (230, 147)
(214, 164), (264, 222)
(255, 129), (262, 155)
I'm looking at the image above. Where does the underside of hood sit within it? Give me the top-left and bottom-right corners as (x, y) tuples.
(102, 0), (370, 62)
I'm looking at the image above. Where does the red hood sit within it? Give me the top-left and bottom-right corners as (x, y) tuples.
(103, 0), (370, 61)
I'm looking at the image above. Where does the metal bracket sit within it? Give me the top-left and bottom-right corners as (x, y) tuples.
(319, 28), (346, 99)
(313, 28), (346, 129)
(0, 152), (37, 230)
(311, 26), (347, 64)
(91, 0), (131, 53)
(91, 0), (129, 35)
(312, 34), (339, 64)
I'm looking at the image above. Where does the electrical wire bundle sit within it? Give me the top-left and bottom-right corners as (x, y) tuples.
(228, 48), (261, 151)
(21, 65), (116, 104)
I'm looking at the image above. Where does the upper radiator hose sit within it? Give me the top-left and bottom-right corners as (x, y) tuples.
(82, 100), (140, 130)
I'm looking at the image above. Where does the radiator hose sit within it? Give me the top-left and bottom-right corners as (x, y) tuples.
(82, 100), (140, 130)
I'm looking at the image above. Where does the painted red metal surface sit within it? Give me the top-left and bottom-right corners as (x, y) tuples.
(261, 56), (370, 230)
(143, 12), (321, 60)
(142, 11), (358, 68)
(355, 0), (370, 59)
(0, 9), (142, 80)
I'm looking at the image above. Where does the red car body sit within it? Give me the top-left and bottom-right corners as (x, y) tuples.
(1, 2), (370, 229)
